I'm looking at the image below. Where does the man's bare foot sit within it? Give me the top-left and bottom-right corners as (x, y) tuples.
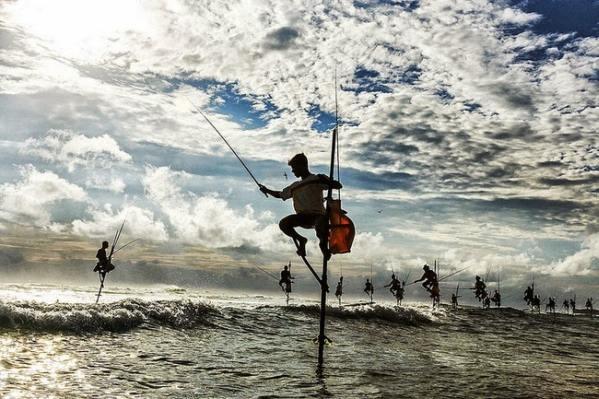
(295, 237), (308, 257)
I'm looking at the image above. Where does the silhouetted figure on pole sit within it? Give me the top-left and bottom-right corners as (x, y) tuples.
(335, 277), (343, 306)
(364, 279), (374, 302)
(546, 297), (556, 314)
(562, 299), (570, 314)
(524, 286), (534, 305)
(279, 264), (293, 298)
(491, 290), (501, 308)
(473, 276), (487, 302)
(532, 294), (541, 313)
(259, 153), (341, 260)
(93, 240), (115, 278)
(413, 264), (439, 307)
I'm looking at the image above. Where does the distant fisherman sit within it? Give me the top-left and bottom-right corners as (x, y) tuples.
(586, 298), (593, 312)
(562, 299), (570, 314)
(279, 264), (293, 294)
(483, 295), (491, 309)
(546, 297), (556, 314)
(491, 290), (501, 308)
(259, 153), (342, 260)
(414, 265), (440, 306)
(532, 294), (541, 313)
(473, 276), (487, 302)
(364, 278), (374, 298)
(524, 286), (534, 305)
(384, 273), (403, 303)
(335, 277), (343, 306)
(93, 240), (115, 276)
(570, 298), (576, 312)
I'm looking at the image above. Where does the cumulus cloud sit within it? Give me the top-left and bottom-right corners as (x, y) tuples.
(71, 203), (169, 242)
(20, 129), (131, 172)
(551, 233), (599, 276)
(142, 166), (285, 250)
(0, 165), (87, 226)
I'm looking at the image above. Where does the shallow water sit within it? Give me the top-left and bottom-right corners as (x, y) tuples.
(0, 283), (597, 398)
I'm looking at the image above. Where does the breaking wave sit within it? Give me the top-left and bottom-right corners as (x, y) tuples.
(0, 299), (218, 333)
(280, 304), (434, 326)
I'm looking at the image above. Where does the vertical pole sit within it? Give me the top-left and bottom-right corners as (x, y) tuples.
(318, 68), (339, 368)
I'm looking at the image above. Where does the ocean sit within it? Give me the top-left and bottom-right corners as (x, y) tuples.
(0, 283), (597, 398)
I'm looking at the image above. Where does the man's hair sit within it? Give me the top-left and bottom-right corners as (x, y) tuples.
(288, 153), (308, 168)
(102, 241), (109, 247)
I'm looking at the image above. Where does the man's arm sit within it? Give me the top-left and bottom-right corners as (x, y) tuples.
(259, 185), (283, 199)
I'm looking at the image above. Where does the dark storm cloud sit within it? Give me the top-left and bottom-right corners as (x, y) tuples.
(538, 176), (599, 187)
(263, 27), (301, 50)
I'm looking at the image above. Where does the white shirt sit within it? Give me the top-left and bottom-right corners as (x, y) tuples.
(281, 174), (328, 215)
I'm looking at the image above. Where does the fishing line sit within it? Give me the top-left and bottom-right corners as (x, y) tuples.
(183, 96), (266, 196)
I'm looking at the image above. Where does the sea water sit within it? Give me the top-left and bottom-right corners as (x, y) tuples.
(0, 283), (597, 398)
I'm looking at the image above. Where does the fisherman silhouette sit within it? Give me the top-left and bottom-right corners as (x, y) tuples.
(384, 273), (404, 305)
(279, 264), (293, 294)
(473, 276), (487, 302)
(524, 286), (534, 305)
(563, 299), (570, 314)
(259, 153), (342, 261)
(491, 290), (501, 308)
(483, 295), (491, 309)
(570, 298), (576, 312)
(414, 265), (439, 306)
(364, 278), (374, 296)
(546, 297), (556, 314)
(532, 294), (541, 313)
(93, 240), (115, 277)
(585, 298), (593, 312)
(413, 264), (437, 293)
(335, 277), (343, 306)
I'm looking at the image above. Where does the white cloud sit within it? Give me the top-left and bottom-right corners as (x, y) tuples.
(71, 204), (169, 242)
(20, 129), (131, 172)
(551, 233), (599, 276)
(142, 166), (285, 250)
(0, 165), (87, 226)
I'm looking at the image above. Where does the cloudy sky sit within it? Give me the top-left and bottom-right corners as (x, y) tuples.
(0, 0), (597, 298)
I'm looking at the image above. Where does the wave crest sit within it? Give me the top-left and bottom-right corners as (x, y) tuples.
(0, 299), (217, 333)
(282, 304), (433, 325)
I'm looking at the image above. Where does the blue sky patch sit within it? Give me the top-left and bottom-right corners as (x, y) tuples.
(307, 104), (337, 133)
(163, 76), (280, 129)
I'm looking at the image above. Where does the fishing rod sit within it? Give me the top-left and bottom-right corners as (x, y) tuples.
(112, 238), (140, 255)
(253, 265), (280, 282)
(184, 96), (267, 197)
(438, 265), (471, 282)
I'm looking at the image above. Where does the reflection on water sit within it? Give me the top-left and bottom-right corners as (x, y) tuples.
(0, 284), (597, 398)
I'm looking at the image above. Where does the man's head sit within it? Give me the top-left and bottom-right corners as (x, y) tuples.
(284, 265), (288, 270)
(288, 153), (309, 177)
(423, 264), (429, 271)
(475, 275), (480, 280)
(102, 241), (109, 248)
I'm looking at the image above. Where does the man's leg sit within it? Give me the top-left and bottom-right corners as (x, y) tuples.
(279, 214), (315, 256)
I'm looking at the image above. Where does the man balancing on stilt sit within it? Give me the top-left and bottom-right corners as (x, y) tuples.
(259, 153), (342, 260)
(93, 240), (115, 279)
(279, 264), (293, 294)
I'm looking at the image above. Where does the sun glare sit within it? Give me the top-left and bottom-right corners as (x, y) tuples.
(7, 0), (149, 61)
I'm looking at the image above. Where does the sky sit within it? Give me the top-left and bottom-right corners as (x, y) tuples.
(0, 0), (597, 300)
